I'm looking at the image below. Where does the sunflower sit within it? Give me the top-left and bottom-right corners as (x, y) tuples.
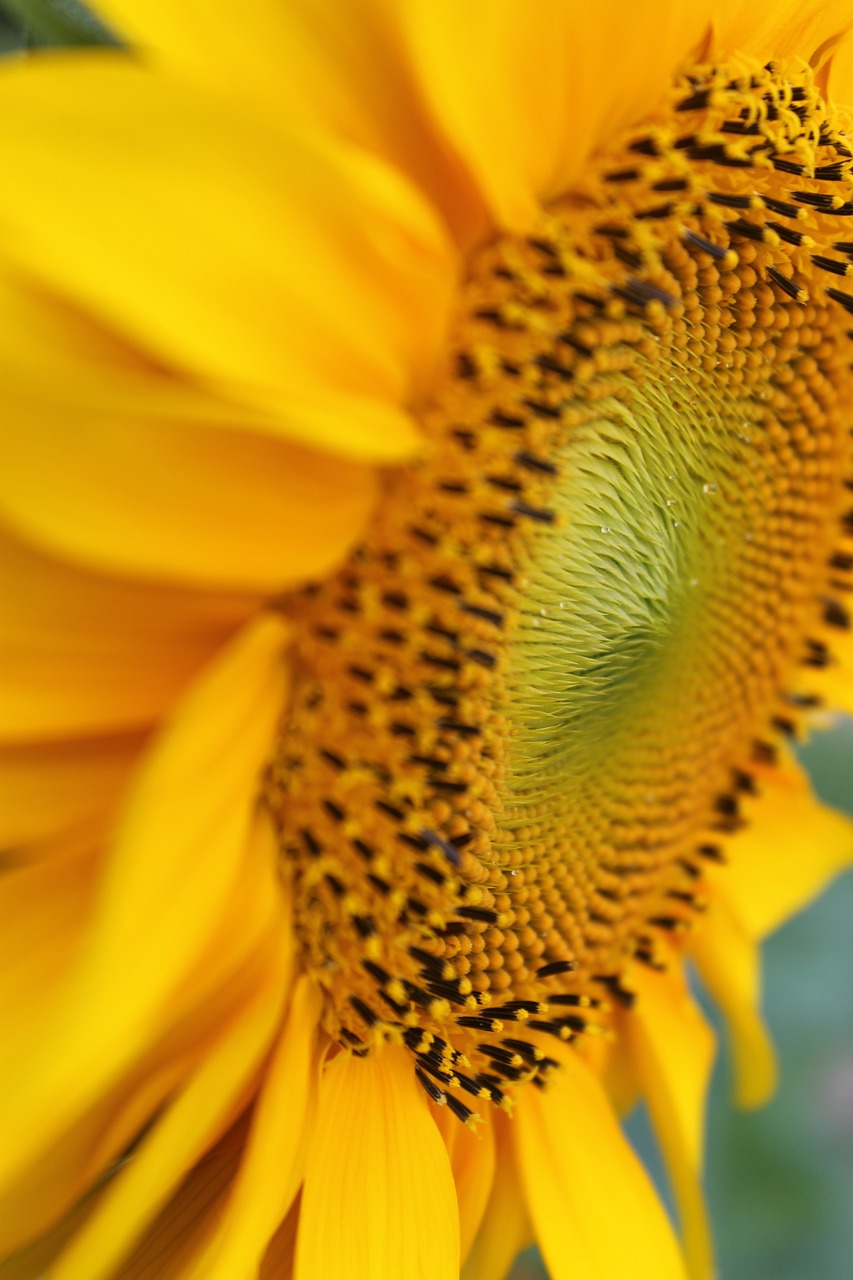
(2, 1), (853, 1277)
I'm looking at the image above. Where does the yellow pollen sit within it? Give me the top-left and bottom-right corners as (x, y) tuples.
(267, 58), (853, 1123)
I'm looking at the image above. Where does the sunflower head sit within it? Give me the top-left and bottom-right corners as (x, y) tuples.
(268, 55), (853, 1129)
(1, 5), (852, 1280)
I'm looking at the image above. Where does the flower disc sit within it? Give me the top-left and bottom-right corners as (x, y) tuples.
(268, 59), (853, 1122)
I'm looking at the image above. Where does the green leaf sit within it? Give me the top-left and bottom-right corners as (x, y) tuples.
(0, 0), (117, 47)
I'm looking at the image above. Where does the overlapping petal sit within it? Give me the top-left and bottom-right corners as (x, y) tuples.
(296, 1047), (460, 1280)
(431, 1102), (496, 1265)
(626, 965), (716, 1280)
(0, 617), (293, 1250)
(0, 272), (377, 589)
(1, 526), (254, 741)
(0, 55), (455, 462)
(0, 733), (142, 853)
(713, 0), (853, 72)
(462, 1114), (532, 1280)
(720, 751), (853, 940)
(392, 0), (713, 229)
(514, 1048), (687, 1280)
(691, 904), (778, 1109)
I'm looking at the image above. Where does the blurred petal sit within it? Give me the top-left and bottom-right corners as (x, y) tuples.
(0, 733), (142, 853)
(0, 618), (291, 1237)
(0, 832), (98, 1052)
(49, 956), (291, 1280)
(0, 55), (454, 460)
(713, 0), (853, 68)
(1, 526), (254, 741)
(462, 1112), (532, 1280)
(515, 1049), (687, 1280)
(723, 752), (853, 940)
(296, 1047), (459, 1280)
(92, 0), (485, 247)
(117, 1131), (245, 1280)
(258, 1196), (300, 1280)
(3, 413), (376, 593)
(812, 629), (853, 716)
(691, 904), (777, 1109)
(626, 965), (716, 1280)
(431, 1103), (496, 1265)
(90, 0), (294, 96)
(189, 977), (322, 1280)
(399, 0), (712, 227)
(0, 271), (376, 588)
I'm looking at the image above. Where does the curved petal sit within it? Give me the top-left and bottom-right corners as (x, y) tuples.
(625, 965), (716, 1280)
(2, 412), (376, 593)
(91, 0), (486, 248)
(48, 954), (291, 1280)
(0, 271), (377, 589)
(812, 629), (853, 716)
(431, 1102), (496, 1265)
(0, 54), (455, 461)
(690, 903), (777, 1109)
(258, 1196), (300, 1280)
(397, 0), (713, 228)
(722, 751), (853, 940)
(712, 0), (853, 70)
(89, 0), (294, 95)
(117, 1132), (245, 1280)
(0, 617), (292, 1241)
(296, 1046), (460, 1280)
(461, 1112), (532, 1280)
(827, 23), (853, 102)
(0, 526), (255, 742)
(187, 977), (322, 1280)
(514, 1048), (687, 1280)
(0, 733), (142, 853)
(0, 832), (99, 1053)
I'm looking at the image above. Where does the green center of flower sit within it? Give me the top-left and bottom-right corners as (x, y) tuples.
(268, 58), (853, 1122)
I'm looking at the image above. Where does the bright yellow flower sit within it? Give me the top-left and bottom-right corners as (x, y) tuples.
(2, 2), (853, 1278)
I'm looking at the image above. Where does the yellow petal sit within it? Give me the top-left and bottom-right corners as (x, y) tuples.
(0, 271), (375, 591)
(0, 820), (289, 1258)
(626, 965), (716, 1280)
(690, 903), (777, 1109)
(722, 751), (853, 940)
(259, 1196), (300, 1280)
(89, 0), (293, 100)
(0, 832), (98, 1053)
(811, 629), (853, 715)
(187, 976), (322, 1280)
(0, 55), (454, 461)
(0, 619), (291, 1235)
(0, 1182), (104, 1280)
(399, 0), (712, 228)
(49, 954), (291, 1280)
(713, 0), (853, 70)
(462, 1112), (532, 1280)
(93, 0), (486, 248)
(0, 525), (254, 741)
(295, 1046), (459, 1280)
(0, 733), (141, 855)
(117, 1130), (245, 1280)
(3, 414), (376, 593)
(514, 1049), (687, 1280)
(431, 1102), (496, 1265)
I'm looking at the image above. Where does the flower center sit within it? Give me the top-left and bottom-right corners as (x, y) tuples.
(268, 59), (853, 1122)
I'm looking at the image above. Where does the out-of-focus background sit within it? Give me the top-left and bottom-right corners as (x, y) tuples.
(511, 716), (853, 1280)
(1, 3), (850, 1275)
